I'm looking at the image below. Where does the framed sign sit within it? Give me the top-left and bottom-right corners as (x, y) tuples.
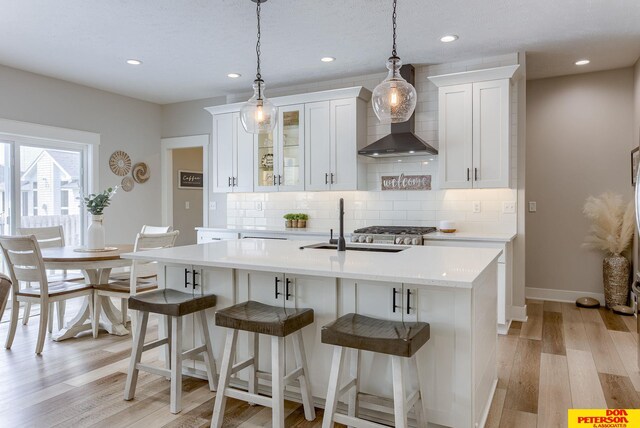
(178, 170), (203, 189)
(381, 174), (431, 191)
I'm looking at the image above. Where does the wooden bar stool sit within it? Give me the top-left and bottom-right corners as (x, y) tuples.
(321, 313), (430, 428)
(211, 300), (316, 428)
(124, 289), (217, 414)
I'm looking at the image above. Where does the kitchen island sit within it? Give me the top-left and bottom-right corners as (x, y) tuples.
(123, 239), (501, 428)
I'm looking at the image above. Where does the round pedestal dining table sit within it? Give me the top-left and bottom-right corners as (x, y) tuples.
(40, 244), (134, 341)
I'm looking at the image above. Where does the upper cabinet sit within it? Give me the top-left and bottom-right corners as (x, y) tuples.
(207, 86), (370, 193)
(211, 112), (254, 193)
(256, 104), (305, 192)
(429, 65), (519, 189)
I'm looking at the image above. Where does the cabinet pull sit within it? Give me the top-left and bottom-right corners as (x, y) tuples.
(273, 174), (277, 186)
(184, 268), (190, 288)
(278, 175), (282, 185)
(330, 173), (335, 184)
(285, 278), (293, 300)
(233, 177), (237, 186)
(192, 269), (199, 289)
(228, 177), (232, 187)
(466, 168), (470, 182)
(274, 276), (282, 299)
(392, 287), (400, 313)
(406, 289), (413, 315)
(474, 168), (478, 181)
(325, 173), (329, 185)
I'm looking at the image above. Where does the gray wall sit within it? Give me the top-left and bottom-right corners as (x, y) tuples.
(526, 67), (635, 297)
(0, 64), (162, 244)
(172, 147), (203, 246)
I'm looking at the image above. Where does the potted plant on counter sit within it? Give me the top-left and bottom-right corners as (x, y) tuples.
(583, 192), (635, 308)
(284, 213), (296, 228)
(297, 213), (308, 228)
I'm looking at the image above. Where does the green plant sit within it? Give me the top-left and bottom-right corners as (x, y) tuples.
(283, 213), (296, 220)
(81, 187), (118, 215)
(583, 192), (634, 256)
(298, 213), (309, 221)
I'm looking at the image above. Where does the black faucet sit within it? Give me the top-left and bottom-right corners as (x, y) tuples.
(329, 198), (346, 252)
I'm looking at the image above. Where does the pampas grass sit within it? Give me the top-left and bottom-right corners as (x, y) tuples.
(583, 192), (635, 255)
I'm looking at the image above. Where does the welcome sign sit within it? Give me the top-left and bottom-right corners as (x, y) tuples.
(381, 174), (431, 191)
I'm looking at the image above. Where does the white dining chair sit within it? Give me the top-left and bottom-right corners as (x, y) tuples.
(17, 225), (84, 333)
(0, 235), (94, 354)
(93, 230), (179, 338)
(140, 225), (173, 234)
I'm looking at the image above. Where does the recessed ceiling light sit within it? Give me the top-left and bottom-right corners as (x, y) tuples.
(227, 73), (241, 78)
(321, 57), (336, 62)
(575, 59), (590, 66)
(126, 59), (142, 65)
(373, 153), (379, 156)
(440, 35), (458, 43)
(409, 150), (415, 154)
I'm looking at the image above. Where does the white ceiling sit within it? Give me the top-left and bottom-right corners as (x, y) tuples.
(1, 0), (639, 104)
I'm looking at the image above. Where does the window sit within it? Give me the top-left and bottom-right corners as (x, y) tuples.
(61, 189), (70, 216)
(32, 182), (38, 216)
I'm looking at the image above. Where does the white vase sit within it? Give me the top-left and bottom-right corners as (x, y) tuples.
(87, 214), (105, 250)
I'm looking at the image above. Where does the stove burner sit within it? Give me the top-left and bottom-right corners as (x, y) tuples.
(353, 226), (437, 235)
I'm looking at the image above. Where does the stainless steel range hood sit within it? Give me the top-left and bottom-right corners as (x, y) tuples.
(358, 64), (438, 158)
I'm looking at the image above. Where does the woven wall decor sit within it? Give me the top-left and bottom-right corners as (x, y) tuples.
(109, 151), (131, 176)
(132, 162), (150, 183)
(121, 176), (134, 192)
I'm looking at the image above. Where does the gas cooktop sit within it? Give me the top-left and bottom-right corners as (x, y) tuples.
(351, 226), (437, 245)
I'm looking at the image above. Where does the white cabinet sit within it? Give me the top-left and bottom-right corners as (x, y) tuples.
(255, 104), (305, 192)
(212, 112), (254, 193)
(430, 65), (518, 190)
(196, 230), (240, 243)
(207, 86), (370, 193)
(305, 98), (367, 191)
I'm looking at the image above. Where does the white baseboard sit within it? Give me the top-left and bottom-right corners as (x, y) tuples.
(525, 287), (605, 305)
(509, 305), (527, 322)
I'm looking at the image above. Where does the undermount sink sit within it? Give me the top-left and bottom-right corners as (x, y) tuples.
(299, 243), (407, 253)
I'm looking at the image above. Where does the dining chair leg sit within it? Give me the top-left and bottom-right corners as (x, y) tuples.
(120, 298), (128, 325)
(211, 329), (238, 428)
(322, 346), (346, 428)
(5, 298), (19, 349)
(170, 315), (183, 414)
(47, 302), (54, 333)
(36, 298), (49, 354)
(124, 311), (149, 401)
(292, 330), (316, 421)
(92, 293), (102, 339)
(57, 301), (66, 330)
(199, 311), (217, 391)
(22, 303), (31, 325)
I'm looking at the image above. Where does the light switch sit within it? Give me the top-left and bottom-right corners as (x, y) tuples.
(185, 201), (190, 210)
(256, 202), (263, 211)
(528, 201), (537, 213)
(209, 201), (217, 210)
(472, 201), (481, 213)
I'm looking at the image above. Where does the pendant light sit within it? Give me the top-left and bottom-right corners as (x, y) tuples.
(240, 0), (277, 134)
(372, 0), (417, 124)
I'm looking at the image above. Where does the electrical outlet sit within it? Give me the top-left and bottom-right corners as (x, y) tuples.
(209, 201), (217, 210)
(502, 201), (516, 214)
(185, 201), (190, 210)
(256, 202), (263, 211)
(528, 201), (537, 213)
(472, 201), (481, 213)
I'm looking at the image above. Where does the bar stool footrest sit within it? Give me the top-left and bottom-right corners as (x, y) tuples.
(182, 344), (207, 360)
(333, 413), (389, 428)
(231, 357), (255, 375)
(142, 337), (169, 353)
(136, 363), (171, 378)
(224, 387), (272, 408)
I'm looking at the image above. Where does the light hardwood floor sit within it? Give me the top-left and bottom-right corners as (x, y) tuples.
(0, 299), (638, 427)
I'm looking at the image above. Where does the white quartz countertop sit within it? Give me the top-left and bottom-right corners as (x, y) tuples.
(424, 231), (516, 242)
(196, 226), (336, 236)
(123, 239), (502, 288)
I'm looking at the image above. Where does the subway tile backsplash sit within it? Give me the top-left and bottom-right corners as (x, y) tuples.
(225, 53), (520, 235)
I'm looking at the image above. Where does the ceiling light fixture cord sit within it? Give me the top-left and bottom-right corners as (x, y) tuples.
(255, 0), (262, 99)
(391, 0), (397, 58)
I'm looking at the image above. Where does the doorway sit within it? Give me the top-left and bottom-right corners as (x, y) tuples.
(160, 135), (209, 246)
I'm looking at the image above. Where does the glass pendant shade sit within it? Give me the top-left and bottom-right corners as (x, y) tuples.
(240, 80), (277, 134)
(372, 57), (417, 124)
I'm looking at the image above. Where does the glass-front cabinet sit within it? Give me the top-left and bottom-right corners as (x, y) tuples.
(254, 104), (305, 192)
